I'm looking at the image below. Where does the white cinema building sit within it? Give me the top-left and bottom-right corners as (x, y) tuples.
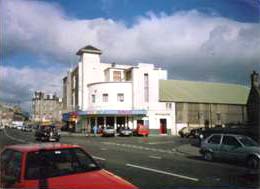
(62, 45), (175, 135)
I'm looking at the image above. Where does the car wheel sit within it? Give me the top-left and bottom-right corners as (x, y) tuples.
(203, 151), (213, 161)
(247, 156), (259, 169)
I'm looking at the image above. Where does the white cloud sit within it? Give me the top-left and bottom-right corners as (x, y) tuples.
(0, 66), (66, 111)
(1, 0), (260, 110)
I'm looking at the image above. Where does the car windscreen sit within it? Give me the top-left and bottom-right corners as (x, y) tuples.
(25, 148), (100, 179)
(238, 136), (258, 147)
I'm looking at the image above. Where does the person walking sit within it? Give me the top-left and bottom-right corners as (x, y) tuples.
(93, 125), (98, 136)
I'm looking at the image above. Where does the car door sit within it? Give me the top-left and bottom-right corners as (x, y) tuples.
(206, 134), (222, 158)
(220, 135), (243, 160)
(0, 149), (23, 188)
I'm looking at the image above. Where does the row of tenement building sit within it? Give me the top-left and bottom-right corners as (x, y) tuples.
(32, 45), (260, 135)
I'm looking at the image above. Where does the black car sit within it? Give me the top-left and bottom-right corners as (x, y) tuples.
(35, 125), (60, 142)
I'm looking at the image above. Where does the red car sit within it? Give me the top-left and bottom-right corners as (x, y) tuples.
(0, 143), (137, 189)
(133, 124), (149, 136)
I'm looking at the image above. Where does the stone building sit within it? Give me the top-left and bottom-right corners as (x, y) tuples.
(0, 104), (27, 126)
(247, 71), (260, 128)
(32, 91), (63, 122)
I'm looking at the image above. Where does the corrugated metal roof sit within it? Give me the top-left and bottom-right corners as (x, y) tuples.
(159, 80), (250, 105)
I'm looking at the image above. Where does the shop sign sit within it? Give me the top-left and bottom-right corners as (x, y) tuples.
(155, 113), (170, 116)
(80, 110), (146, 115)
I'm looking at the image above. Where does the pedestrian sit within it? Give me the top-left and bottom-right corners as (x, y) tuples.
(93, 125), (98, 136)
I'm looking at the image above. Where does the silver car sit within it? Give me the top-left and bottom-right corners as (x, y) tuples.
(200, 133), (260, 169)
(101, 126), (115, 137)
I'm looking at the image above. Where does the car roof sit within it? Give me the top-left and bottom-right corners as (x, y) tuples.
(4, 143), (80, 153)
(209, 133), (246, 138)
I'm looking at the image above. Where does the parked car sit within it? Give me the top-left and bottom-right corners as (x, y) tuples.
(178, 127), (190, 138)
(198, 126), (260, 142)
(23, 125), (33, 132)
(35, 125), (60, 142)
(178, 127), (204, 138)
(0, 143), (137, 189)
(0, 125), (4, 131)
(133, 124), (149, 136)
(189, 127), (205, 138)
(101, 126), (115, 137)
(16, 125), (23, 130)
(119, 127), (133, 136)
(200, 133), (260, 169)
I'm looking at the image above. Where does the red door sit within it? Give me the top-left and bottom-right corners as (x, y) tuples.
(160, 119), (167, 134)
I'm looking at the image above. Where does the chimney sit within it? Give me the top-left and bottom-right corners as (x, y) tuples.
(251, 70), (260, 88)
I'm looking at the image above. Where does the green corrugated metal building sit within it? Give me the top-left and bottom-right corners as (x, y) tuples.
(159, 80), (250, 130)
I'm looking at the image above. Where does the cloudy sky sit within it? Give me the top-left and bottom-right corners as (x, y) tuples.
(1, 0), (260, 112)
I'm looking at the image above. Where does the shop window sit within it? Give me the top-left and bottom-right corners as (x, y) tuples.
(117, 93), (124, 102)
(102, 94), (108, 102)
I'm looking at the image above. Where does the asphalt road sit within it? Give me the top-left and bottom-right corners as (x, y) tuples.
(1, 128), (259, 189)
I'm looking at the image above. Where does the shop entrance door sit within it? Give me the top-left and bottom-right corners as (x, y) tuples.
(160, 119), (167, 134)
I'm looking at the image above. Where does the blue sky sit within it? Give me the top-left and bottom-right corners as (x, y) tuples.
(42, 0), (259, 23)
(1, 0), (260, 111)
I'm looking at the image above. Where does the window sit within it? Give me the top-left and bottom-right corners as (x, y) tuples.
(113, 71), (121, 81)
(25, 148), (100, 179)
(216, 113), (221, 121)
(222, 136), (241, 146)
(1, 150), (22, 181)
(208, 135), (221, 144)
(166, 103), (172, 110)
(144, 73), (149, 102)
(102, 93), (108, 102)
(125, 70), (132, 81)
(117, 93), (124, 102)
(238, 136), (258, 147)
(91, 94), (95, 103)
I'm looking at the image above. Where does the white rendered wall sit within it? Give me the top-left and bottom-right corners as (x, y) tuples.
(147, 101), (177, 135)
(88, 82), (132, 110)
(78, 61), (82, 110)
(80, 53), (110, 111)
(132, 64), (167, 111)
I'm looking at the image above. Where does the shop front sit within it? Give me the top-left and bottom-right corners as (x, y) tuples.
(63, 110), (147, 134)
(62, 112), (79, 132)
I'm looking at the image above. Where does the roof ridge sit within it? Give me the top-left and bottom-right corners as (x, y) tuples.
(164, 79), (249, 88)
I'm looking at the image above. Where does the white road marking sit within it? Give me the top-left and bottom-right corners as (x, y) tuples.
(4, 129), (26, 143)
(102, 142), (174, 154)
(148, 141), (174, 145)
(100, 148), (108, 151)
(92, 156), (106, 161)
(126, 163), (199, 182)
(149, 155), (162, 159)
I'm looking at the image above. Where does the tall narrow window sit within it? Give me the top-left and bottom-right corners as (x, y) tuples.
(91, 94), (95, 103)
(102, 93), (108, 102)
(117, 93), (124, 102)
(113, 71), (121, 81)
(144, 73), (149, 102)
(166, 103), (172, 110)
